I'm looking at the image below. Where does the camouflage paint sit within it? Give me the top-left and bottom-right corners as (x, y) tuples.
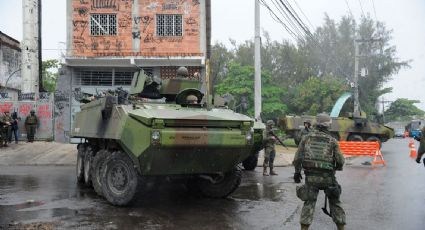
(280, 115), (395, 142)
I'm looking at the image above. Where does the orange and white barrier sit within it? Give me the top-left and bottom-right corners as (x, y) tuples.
(408, 139), (417, 158)
(339, 141), (385, 166)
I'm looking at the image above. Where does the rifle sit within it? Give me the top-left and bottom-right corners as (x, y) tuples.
(269, 130), (289, 150)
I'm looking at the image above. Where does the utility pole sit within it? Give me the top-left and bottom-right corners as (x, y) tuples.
(380, 97), (393, 123)
(353, 39), (360, 117)
(254, 0), (262, 120)
(353, 37), (383, 118)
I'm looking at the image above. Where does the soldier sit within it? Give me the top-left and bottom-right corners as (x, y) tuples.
(1, 111), (13, 147)
(25, 110), (39, 143)
(263, 120), (278, 176)
(300, 119), (312, 138)
(176, 66), (189, 79)
(293, 113), (346, 230)
(414, 126), (425, 165)
(186, 95), (198, 104)
(0, 112), (5, 147)
(9, 111), (19, 144)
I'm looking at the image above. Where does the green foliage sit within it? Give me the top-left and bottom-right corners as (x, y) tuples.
(214, 62), (287, 121)
(291, 76), (349, 115)
(385, 98), (424, 121)
(210, 14), (408, 119)
(42, 59), (60, 92)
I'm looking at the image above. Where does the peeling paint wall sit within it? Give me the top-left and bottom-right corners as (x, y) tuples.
(70, 0), (202, 57)
(0, 34), (22, 90)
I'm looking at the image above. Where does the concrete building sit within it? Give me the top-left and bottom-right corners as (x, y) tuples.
(0, 31), (22, 92)
(56, 0), (211, 142)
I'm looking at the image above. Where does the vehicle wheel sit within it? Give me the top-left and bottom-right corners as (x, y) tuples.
(198, 166), (242, 198)
(101, 151), (139, 206)
(83, 147), (94, 186)
(242, 153), (259, 171)
(348, 134), (363, 142)
(76, 145), (86, 184)
(92, 149), (107, 196)
(366, 136), (382, 148)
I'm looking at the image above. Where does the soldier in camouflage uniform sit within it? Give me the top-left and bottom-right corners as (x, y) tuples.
(414, 126), (425, 165)
(293, 113), (346, 230)
(1, 111), (12, 147)
(299, 119), (312, 138)
(263, 120), (278, 176)
(25, 110), (39, 143)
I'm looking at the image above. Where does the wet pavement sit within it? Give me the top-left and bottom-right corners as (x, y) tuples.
(0, 138), (424, 229)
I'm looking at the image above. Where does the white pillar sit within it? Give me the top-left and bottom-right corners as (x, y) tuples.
(254, 0), (262, 120)
(21, 0), (39, 97)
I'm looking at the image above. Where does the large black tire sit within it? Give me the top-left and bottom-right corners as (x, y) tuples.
(83, 147), (94, 187)
(100, 151), (139, 206)
(366, 136), (382, 148)
(92, 149), (107, 197)
(242, 153), (259, 171)
(348, 134), (363, 142)
(198, 167), (242, 198)
(76, 145), (85, 184)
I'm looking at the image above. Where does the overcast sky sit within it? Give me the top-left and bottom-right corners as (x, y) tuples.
(1, 0), (424, 110)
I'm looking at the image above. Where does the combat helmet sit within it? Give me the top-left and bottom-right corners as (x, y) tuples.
(316, 113), (331, 127)
(266, 120), (275, 127)
(186, 94), (198, 104)
(176, 67), (189, 78)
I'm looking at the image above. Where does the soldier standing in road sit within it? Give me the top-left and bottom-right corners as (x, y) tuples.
(9, 111), (19, 144)
(0, 112), (5, 147)
(293, 113), (346, 230)
(300, 119), (312, 138)
(25, 110), (39, 143)
(263, 120), (278, 176)
(414, 126), (425, 165)
(0, 111), (12, 147)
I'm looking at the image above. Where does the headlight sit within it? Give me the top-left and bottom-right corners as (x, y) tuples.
(151, 130), (161, 145)
(246, 131), (253, 143)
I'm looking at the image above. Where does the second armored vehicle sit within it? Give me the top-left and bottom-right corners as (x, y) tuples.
(71, 69), (254, 206)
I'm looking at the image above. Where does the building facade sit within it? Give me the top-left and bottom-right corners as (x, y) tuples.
(56, 0), (211, 142)
(0, 31), (22, 91)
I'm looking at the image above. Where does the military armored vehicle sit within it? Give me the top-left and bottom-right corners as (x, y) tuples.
(71, 69), (254, 206)
(242, 121), (265, 170)
(279, 93), (394, 146)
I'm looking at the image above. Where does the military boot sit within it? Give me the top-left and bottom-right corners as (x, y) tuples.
(301, 224), (309, 230)
(263, 167), (269, 176)
(269, 167), (278, 175)
(337, 224), (345, 230)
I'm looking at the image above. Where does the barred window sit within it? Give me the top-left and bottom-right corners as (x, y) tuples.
(90, 14), (117, 36)
(156, 14), (183, 37)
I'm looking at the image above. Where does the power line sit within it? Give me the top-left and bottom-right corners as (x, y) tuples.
(344, 0), (354, 18)
(358, 0), (366, 18)
(290, 0), (315, 30)
(371, 0), (378, 21)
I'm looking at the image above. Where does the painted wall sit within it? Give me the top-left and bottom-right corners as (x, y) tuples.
(71, 0), (202, 57)
(0, 93), (54, 141)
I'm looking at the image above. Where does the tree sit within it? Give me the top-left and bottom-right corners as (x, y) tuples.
(385, 98), (424, 121)
(42, 59), (60, 92)
(214, 62), (287, 121)
(290, 76), (349, 115)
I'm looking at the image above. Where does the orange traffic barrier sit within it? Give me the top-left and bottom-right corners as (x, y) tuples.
(409, 139), (417, 158)
(338, 141), (386, 166)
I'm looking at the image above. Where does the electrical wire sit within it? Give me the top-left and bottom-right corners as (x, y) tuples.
(371, 0), (378, 21)
(344, 0), (355, 18)
(358, 0), (366, 18)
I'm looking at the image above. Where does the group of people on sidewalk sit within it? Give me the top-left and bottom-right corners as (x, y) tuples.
(0, 110), (39, 147)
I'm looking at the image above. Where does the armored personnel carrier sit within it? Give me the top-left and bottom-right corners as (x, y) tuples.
(279, 92), (394, 146)
(71, 69), (254, 206)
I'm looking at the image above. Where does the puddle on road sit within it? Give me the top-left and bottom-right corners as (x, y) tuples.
(233, 182), (287, 201)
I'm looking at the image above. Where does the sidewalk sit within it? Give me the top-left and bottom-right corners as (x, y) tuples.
(257, 145), (296, 167)
(0, 142), (77, 166)
(0, 142), (297, 167)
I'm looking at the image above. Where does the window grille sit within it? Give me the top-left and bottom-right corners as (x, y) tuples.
(156, 14), (183, 37)
(114, 72), (133, 86)
(74, 70), (113, 86)
(160, 66), (201, 80)
(90, 14), (117, 36)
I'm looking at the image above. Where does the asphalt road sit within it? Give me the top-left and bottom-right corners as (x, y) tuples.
(0, 138), (424, 230)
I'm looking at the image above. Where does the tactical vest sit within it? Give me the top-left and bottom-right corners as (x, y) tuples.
(302, 133), (335, 172)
